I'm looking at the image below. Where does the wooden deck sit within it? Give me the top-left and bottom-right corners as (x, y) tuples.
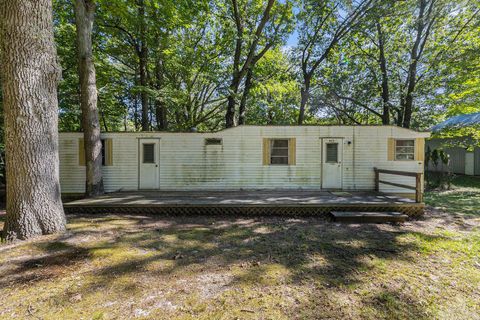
(64, 190), (424, 217)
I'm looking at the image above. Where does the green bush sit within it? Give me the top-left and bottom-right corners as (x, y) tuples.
(425, 147), (452, 190)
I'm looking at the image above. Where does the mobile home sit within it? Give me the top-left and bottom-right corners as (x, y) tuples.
(59, 125), (429, 197)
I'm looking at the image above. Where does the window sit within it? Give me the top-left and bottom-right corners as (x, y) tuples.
(263, 138), (296, 165)
(78, 138), (112, 166)
(270, 139), (289, 165)
(205, 138), (222, 146)
(143, 143), (155, 163)
(326, 143), (338, 163)
(395, 139), (415, 160)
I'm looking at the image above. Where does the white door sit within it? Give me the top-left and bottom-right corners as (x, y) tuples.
(322, 138), (343, 189)
(139, 139), (160, 189)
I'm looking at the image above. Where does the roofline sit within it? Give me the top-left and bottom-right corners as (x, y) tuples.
(60, 124), (430, 135)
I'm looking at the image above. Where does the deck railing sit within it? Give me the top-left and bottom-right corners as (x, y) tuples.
(374, 167), (423, 203)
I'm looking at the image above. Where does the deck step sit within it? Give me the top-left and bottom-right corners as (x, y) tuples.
(331, 211), (408, 223)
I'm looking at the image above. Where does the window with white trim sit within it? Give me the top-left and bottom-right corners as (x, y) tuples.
(395, 139), (415, 160)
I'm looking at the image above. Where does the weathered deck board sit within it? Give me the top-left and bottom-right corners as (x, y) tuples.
(64, 190), (424, 216)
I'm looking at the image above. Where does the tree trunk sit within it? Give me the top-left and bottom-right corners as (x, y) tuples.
(402, 0), (431, 128)
(0, 0), (66, 240)
(402, 89), (415, 128)
(138, 0), (149, 131)
(376, 22), (390, 125)
(298, 76), (311, 125)
(155, 101), (167, 130)
(75, 0), (104, 197)
(225, 76), (240, 128)
(403, 55), (421, 128)
(225, 0), (275, 128)
(238, 68), (253, 125)
(397, 89), (405, 127)
(154, 59), (167, 130)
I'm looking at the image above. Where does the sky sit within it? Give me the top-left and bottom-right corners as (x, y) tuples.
(286, 29), (299, 47)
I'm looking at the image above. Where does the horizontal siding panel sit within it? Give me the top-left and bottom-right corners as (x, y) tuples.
(59, 126), (426, 194)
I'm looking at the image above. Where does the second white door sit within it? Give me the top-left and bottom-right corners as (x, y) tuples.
(322, 138), (343, 189)
(139, 139), (160, 189)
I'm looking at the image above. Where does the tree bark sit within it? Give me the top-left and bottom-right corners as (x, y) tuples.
(154, 59), (167, 130)
(225, 78), (240, 128)
(238, 68), (253, 125)
(298, 76), (311, 125)
(376, 22), (390, 125)
(75, 0), (104, 197)
(402, 0), (434, 128)
(138, 0), (149, 131)
(0, 0), (66, 240)
(155, 98), (167, 130)
(225, 0), (275, 128)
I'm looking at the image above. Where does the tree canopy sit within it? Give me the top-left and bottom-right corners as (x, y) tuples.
(1, 0), (479, 134)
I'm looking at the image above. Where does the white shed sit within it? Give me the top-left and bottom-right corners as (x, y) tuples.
(58, 125), (430, 196)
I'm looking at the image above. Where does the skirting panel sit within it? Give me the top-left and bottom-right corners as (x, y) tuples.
(64, 204), (424, 217)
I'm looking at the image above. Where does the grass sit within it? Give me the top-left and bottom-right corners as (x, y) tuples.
(0, 180), (478, 319)
(425, 175), (480, 216)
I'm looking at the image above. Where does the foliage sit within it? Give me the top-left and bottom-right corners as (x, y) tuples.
(431, 126), (480, 150)
(425, 146), (453, 190)
(304, 0), (480, 129)
(246, 49), (300, 124)
(3, 0), (478, 133)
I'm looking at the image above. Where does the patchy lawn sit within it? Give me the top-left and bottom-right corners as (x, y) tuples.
(0, 181), (479, 319)
(425, 175), (480, 216)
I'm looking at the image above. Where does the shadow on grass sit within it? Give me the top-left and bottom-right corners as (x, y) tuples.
(297, 287), (431, 319)
(0, 241), (91, 288)
(451, 175), (480, 188)
(426, 191), (480, 217)
(1, 214), (452, 317)
(425, 175), (480, 217)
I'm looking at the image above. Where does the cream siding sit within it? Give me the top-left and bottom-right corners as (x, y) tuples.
(59, 126), (429, 194)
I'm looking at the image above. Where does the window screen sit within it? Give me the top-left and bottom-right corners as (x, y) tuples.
(143, 143), (155, 163)
(326, 143), (338, 163)
(270, 139), (289, 165)
(395, 140), (415, 160)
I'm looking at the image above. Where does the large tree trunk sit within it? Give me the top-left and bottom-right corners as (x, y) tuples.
(0, 0), (66, 240)
(138, 0), (149, 131)
(225, 0), (275, 128)
(75, 0), (104, 197)
(376, 22), (390, 125)
(154, 59), (167, 130)
(238, 68), (253, 125)
(402, 84), (415, 128)
(225, 77), (240, 128)
(402, 0), (433, 128)
(397, 89), (405, 127)
(155, 100), (167, 130)
(298, 76), (311, 125)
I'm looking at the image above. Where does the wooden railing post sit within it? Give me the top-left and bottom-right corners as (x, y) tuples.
(374, 167), (379, 192)
(415, 173), (422, 203)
